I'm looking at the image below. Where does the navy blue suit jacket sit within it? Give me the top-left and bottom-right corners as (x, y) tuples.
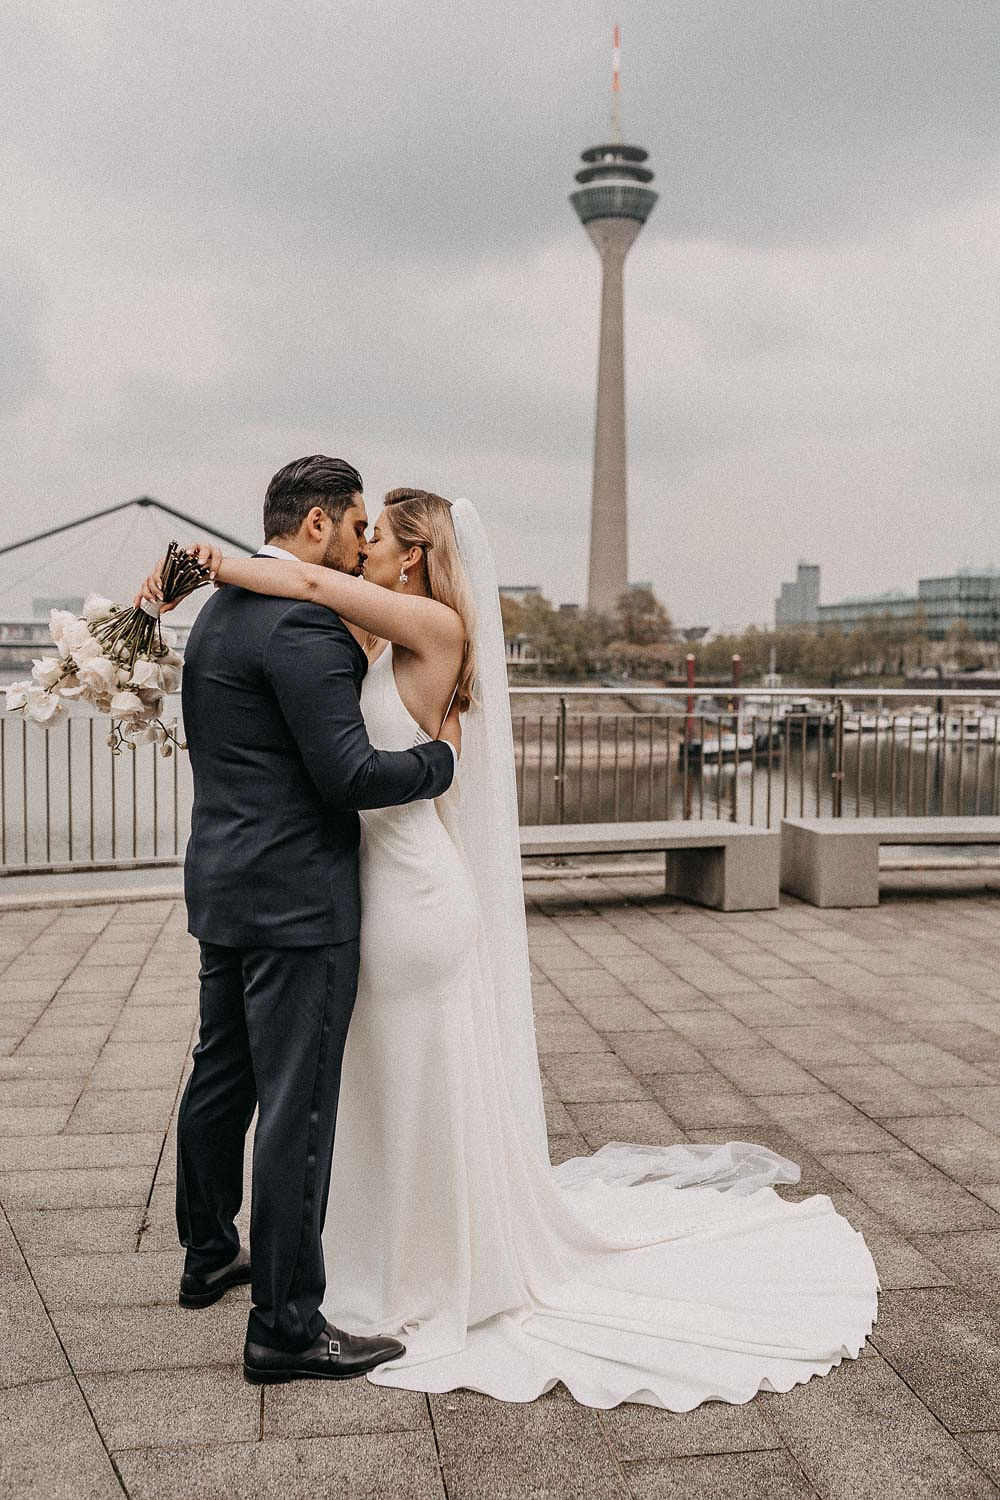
(181, 576), (454, 948)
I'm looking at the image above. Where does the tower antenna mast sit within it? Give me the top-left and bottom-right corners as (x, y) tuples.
(569, 27), (657, 615)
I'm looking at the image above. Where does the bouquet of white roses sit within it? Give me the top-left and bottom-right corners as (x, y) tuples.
(4, 541), (210, 755)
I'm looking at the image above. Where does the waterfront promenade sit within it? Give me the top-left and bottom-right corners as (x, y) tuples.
(5, 872), (1000, 1496)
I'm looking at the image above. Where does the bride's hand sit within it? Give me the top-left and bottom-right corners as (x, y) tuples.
(135, 558), (174, 612)
(438, 700), (462, 759)
(186, 542), (223, 582)
(133, 543), (223, 611)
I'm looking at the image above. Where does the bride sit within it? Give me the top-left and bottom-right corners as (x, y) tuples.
(162, 489), (879, 1410)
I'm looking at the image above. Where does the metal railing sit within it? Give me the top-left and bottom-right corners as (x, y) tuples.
(3, 687), (1000, 877)
(509, 686), (1000, 828)
(0, 708), (190, 877)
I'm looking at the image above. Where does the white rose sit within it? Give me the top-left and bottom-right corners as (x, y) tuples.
(4, 681), (29, 713)
(60, 618), (94, 653)
(129, 658), (162, 689)
(109, 690), (145, 719)
(70, 634), (102, 666)
(82, 594), (116, 625)
(48, 609), (78, 649)
(26, 687), (62, 724)
(159, 648), (183, 669)
(78, 656), (119, 696)
(158, 662), (181, 693)
(31, 657), (64, 690)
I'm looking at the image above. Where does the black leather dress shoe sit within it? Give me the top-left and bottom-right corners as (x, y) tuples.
(179, 1248), (252, 1308)
(243, 1321), (406, 1384)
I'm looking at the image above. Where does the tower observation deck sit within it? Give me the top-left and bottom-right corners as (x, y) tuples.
(570, 31), (657, 617)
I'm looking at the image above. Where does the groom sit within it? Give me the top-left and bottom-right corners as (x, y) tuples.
(175, 455), (456, 1383)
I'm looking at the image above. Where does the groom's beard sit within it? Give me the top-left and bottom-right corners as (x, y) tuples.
(321, 537), (366, 576)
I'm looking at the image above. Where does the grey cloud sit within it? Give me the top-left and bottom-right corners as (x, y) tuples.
(0, 1), (998, 632)
(5, 2), (998, 258)
(0, 263), (47, 413)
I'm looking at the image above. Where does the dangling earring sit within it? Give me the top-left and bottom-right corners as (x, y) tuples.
(399, 568), (409, 585)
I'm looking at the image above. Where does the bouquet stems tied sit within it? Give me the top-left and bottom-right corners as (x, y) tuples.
(92, 543), (211, 674)
(3, 541), (213, 755)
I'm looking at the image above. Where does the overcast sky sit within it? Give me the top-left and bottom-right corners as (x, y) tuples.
(1, 0), (997, 630)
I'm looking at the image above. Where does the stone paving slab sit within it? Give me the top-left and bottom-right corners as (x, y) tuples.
(596, 1393), (780, 1461)
(759, 1353), (997, 1499)
(621, 1449), (817, 1499)
(429, 1387), (629, 1499)
(910, 1228), (1000, 1292)
(0, 1378), (123, 1500)
(0, 1166), (152, 1209)
(79, 1367), (261, 1453)
(263, 1375), (429, 1439)
(869, 1286), (1000, 1432)
(3, 880), (1000, 1495)
(0, 1132), (162, 1173)
(7, 1204), (146, 1256)
(32, 1251), (189, 1309)
(114, 1432), (446, 1500)
(50, 1301), (250, 1375)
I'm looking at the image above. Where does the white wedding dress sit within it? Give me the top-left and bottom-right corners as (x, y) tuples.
(320, 502), (880, 1411)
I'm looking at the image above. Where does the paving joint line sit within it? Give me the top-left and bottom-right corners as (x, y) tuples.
(0, 908), (59, 985)
(132, 902), (191, 1253)
(861, 1336), (1000, 1495)
(21, 906), (120, 1126)
(591, 1407), (644, 1497)
(424, 1393), (451, 1499)
(2, 1198), (130, 1498)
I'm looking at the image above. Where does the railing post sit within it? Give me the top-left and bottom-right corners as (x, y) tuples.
(684, 654), (695, 820)
(832, 698), (845, 818)
(730, 656), (741, 823)
(731, 709), (739, 823)
(555, 696), (567, 825)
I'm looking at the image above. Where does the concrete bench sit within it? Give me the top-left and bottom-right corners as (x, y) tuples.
(519, 821), (780, 911)
(780, 816), (1000, 907)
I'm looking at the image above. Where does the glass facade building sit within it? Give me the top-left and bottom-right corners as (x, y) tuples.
(916, 569), (1000, 640)
(816, 569), (1000, 640)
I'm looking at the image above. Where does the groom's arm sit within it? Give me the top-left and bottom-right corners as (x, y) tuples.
(263, 602), (455, 811)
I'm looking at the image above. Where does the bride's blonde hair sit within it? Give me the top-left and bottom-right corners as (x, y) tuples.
(383, 488), (477, 712)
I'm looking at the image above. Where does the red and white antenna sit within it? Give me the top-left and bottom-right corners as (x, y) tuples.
(611, 23), (622, 142)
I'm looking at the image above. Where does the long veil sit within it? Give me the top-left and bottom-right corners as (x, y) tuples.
(440, 497), (803, 1196)
(438, 498), (549, 1162)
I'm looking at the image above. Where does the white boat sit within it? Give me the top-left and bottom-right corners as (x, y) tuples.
(685, 730), (758, 761)
(843, 711), (937, 735)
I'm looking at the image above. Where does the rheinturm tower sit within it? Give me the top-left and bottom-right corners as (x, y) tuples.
(570, 27), (657, 616)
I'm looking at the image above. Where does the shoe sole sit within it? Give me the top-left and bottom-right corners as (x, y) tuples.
(242, 1352), (403, 1385)
(178, 1270), (252, 1309)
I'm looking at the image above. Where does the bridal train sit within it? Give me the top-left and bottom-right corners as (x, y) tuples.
(319, 637), (880, 1411)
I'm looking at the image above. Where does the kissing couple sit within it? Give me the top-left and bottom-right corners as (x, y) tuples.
(144, 453), (879, 1407)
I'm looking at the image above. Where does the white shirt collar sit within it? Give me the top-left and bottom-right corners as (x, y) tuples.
(257, 543), (299, 562)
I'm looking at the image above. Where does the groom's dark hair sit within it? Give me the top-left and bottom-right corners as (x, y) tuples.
(263, 455), (364, 541)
